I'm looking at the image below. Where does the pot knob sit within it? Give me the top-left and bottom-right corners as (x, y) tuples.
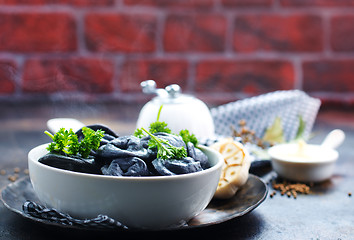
(141, 80), (181, 98)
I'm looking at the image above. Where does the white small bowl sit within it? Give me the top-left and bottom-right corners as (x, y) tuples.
(268, 143), (338, 182)
(28, 144), (223, 229)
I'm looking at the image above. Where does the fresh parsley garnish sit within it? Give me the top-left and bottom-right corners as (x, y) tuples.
(134, 105), (199, 158)
(79, 127), (105, 158)
(45, 127), (104, 158)
(45, 128), (79, 155)
(179, 129), (198, 147)
(134, 105), (171, 137)
(149, 121), (171, 134)
(142, 128), (187, 160)
(134, 128), (145, 138)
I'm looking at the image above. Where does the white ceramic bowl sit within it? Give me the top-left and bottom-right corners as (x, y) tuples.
(268, 143), (338, 182)
(28, 144), (223, 229)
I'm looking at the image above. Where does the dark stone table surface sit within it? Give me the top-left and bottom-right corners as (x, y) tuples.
(0, 102), (353, 240)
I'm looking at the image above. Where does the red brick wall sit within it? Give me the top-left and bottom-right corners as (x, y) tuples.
(0, 0), (354, 108)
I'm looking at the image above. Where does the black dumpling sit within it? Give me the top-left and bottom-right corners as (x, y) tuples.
(39, 153), (101, 174)
(101, 157), (150, 177)
(96, 143), (150, 161)
(155, 132), (186, 148)
(152, 157), (202, 176)
(101, 160), (123, 176)
(110, 135), (142, 151)
(186, 142), (210, 169)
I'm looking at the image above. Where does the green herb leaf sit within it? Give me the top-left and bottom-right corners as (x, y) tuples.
(45, 127), (104, 158)
(149, 121), (171, 134)
(134, 128), (145, 138)
(142, 128), (187, 160)
(134, 105), (172, 138)
(149, 105), (171, 134)
(79, 127), (105, 158)
(179, 129), (198, 147)
(45, 128), (79, 155)
(156, 105), (163, 122)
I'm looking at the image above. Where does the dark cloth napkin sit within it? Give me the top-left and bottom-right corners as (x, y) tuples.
(22, 201), (127, 230)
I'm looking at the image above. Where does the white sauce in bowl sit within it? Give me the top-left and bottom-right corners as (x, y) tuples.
(269, 141), (338, 164)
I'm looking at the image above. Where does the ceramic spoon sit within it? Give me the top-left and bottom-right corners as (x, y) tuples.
(320, 129), (345, 149)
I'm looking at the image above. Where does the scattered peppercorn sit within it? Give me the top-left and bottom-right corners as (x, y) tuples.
(348, 192), (352, 197)
(14, 167), (20, 173)
(271, 178), (311, 199)
(23, 169), (29, 175)
(0, 169), (6, 175)
(269, 191), (277, 198)
(8, 175), (18, 182)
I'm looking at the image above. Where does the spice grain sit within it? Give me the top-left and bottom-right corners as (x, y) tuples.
(271, 179), (311, 199)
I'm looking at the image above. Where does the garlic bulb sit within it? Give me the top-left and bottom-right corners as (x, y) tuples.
(211, 138), (251, 199)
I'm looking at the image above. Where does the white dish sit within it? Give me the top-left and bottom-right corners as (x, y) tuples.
(268, 143), (338, 182)
(268, 129), (345, 182)
(28, 144), (223, 229)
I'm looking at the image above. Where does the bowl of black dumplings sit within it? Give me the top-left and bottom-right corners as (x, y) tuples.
(28, 124), (223, 229)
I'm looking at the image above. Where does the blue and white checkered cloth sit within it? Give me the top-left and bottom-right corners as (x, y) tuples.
(211, 90), (321, 142)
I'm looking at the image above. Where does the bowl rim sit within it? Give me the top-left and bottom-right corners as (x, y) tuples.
(268, 143), (338, 164)
(28, 143), (223, 182)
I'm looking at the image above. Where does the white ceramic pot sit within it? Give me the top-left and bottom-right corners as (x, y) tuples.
(28, 144), (223, 229)
(137, 96), (215, 139)
(136, 80), (215, 139)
